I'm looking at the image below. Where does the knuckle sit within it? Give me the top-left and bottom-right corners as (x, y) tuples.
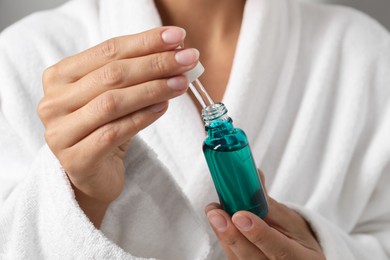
(37, 98), (48, 120)
(144, 82), (161, 100)
(128, 113), (145, 134)
(59, 151), (77, 175)
(42, 65), (59, 86)
(250, 232), (266, 246)
(94, 91), (118, 116)
(37, 97), (54, 121)
(37, 95), (65, 124)
(100, 38), (119, 59)
(151, 53), (169, 74)
(275, 248), (293, 260)
(223, 236), (239, 247)
(139, 33), (152, 51)
(44, 128), (60, 151)
(99, 124), (120, 144)
(100, 63), (124, 86)
(44, 128), (54, 142)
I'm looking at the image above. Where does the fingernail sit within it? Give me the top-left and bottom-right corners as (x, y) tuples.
(175, 48), (199, 66)
(232, 214), (253, 231)
(161, 27), (186, 44)
(167, 76), (188, 91)
(207, 212), (228, 232)
(149, 102), (167, 113)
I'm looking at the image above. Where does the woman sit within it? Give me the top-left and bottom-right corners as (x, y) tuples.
(0, 0), (389, 259)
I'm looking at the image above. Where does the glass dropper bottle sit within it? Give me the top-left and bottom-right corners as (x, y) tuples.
(185, 63), (268, 218)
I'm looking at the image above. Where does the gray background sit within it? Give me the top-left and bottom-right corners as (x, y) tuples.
(0, 0), (65, 31)
(0, 0), (389, 32)
(304, 0), (390, 31)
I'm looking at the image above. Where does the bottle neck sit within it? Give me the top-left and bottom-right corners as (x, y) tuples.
(202, 103), (234, 134)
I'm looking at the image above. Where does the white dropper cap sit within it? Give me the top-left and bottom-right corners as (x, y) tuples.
(184, 62), (214, 108)
(184, 62), (205, 83)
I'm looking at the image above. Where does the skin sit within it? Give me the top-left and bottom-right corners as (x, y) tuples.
(38, 27), (196, 226)
(205, 172), (325, 259)
(38, 0), (326, 258)
(155, 0), (245, 110)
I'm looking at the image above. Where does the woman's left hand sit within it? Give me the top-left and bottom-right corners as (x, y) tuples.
(205, 173), (325, 260)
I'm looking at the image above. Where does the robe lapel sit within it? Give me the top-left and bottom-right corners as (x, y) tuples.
(99, 0), (300, 256)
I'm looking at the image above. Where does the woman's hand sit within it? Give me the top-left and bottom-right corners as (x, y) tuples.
(38, 26), (198, 227)
(205, 172), (325, 259)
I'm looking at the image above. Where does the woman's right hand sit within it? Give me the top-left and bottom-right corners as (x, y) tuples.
(37, 27), (198, 227)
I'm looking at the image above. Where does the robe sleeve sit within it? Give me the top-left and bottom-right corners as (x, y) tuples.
(288, 6), (390, 258)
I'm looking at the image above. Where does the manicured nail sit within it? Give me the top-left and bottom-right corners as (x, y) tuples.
(161, 27), (186, 44)
(207, 212), (228, 232)
(232, 214), (253, 231)
(175, 48), (199, 66)
(167, 76), (188, 91)
(149, 102), (167, 113)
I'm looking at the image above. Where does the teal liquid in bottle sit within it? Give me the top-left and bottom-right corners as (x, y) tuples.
(202, 103), (268, 218)
(184, 62), (268, 218)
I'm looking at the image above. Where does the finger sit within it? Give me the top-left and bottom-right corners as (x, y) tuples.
(44, 26), (186, 84)
(205, 203), (239, 260)
(264, 197), (320, 248)
(233, 211), (319, 259)
(46, 76), (188, 151)
(254, 169), (287, 227)
(61, 48), (198, 112)
(264, 197), (305, 235)
(205, 202), (221, 214)
(264, 197), (296, 229)
(207, 209), (267, 260)
(59, 101), (168, 180)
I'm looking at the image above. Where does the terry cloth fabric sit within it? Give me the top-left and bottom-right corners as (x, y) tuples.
(0, 0), (389, 259)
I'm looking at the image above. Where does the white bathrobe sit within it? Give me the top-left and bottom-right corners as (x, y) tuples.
(0, 0), (389, 259)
